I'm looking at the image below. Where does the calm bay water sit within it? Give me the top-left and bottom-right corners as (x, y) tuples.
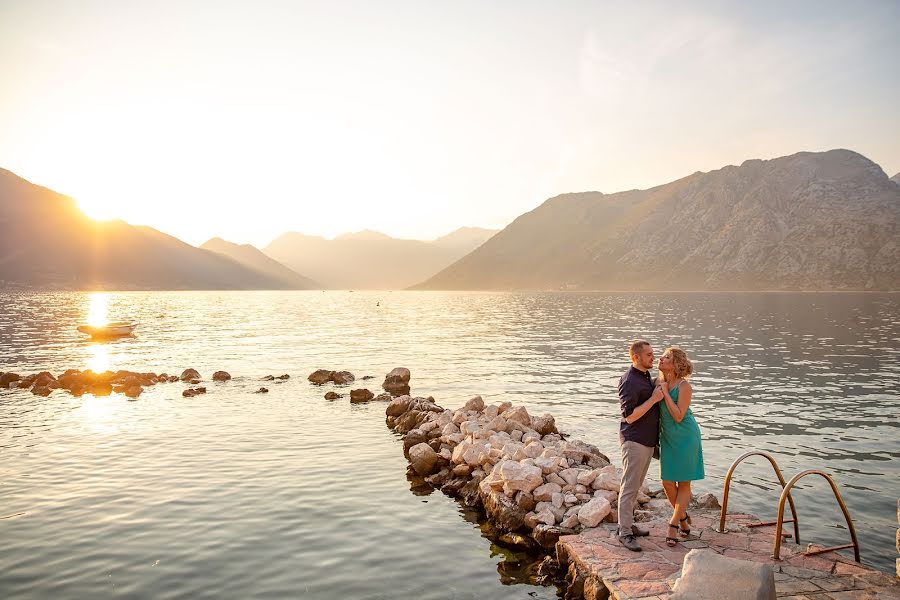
(1, 291), (898, 598)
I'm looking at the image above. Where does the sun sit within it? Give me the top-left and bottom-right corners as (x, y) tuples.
(76, 196), (120, 221)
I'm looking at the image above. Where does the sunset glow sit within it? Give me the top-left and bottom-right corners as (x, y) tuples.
(1, 1), (898, 249)
(87, 293), (109, 327)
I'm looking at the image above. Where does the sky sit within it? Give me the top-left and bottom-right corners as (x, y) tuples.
(1, 0), (899, 247)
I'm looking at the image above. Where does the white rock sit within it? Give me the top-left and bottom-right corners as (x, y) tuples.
(592, 470), (622, 492)
(524, 441), (544, 459)
(637, 491), (651, 505)
(510, 430), (524, 442)
(464, 395), (485, 411)
(408, 443), (438, 475)
(441, 422), (460, 436)
(578, 497), (612, 528)
(484, 405), (499, 419)
(503, 405), (531, 426)
(539, 447), (559, 459)
(452, 410), (467, 425)
(463, 443), (490, 467)
(564, 493), (578, 505)
(532, 482), (562, 502)
(485, 415), (508, 433)
(577, 469), (599, 486)
(436, 410), (453, 427)
(561, 513), (580, 528)
(536, 508), (556, 525)
(547, 473), (566, 487)
(459, 420), (479, 435)
(446, 433), (465, 445)
(498, 461), (543, 493)
(551, 492), (564, 509)
(522, 430), (542, 445)
(560, 468), (580, 487)
(451, 439), (472, 464)
(594, 489), (618, 504)
(533, 457), (557, 474)
(497, 401), (512, 414)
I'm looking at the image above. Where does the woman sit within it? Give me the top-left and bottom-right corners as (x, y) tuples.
(657, 346), (704, 547)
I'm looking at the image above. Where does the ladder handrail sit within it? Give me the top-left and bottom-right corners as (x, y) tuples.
(773, 469), (860, 562)
(718, 450), (800, 542)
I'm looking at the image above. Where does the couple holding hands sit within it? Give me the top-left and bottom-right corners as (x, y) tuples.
(616, 340), (705, 552)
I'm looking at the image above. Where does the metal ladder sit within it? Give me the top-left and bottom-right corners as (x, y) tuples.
(716, 450), (860, 562)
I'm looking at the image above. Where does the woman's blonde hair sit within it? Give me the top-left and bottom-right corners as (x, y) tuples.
(661, 346), (693, 380)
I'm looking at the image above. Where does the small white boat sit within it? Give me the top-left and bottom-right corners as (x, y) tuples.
(77, 321), (137, 338)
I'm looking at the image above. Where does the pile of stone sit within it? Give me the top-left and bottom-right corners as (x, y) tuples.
(307, 369), (355, 385)
(309, 367), (407, 403)
(0, 367), (229, 400)
(386, 391), (654, 549)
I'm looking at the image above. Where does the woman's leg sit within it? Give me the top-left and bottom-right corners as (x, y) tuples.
(674, 481), (692, 535)
(662, 480), (677, 509)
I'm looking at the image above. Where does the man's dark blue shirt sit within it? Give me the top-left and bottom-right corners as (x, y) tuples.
(618, 366), (659, 447)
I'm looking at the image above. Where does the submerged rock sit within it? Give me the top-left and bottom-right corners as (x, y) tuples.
(382, 367), (411, 396)
(349, 388), (375, 403)
(212, 371), (231, 382)
(324, 391), (341, 400)
(308, 370), (333, 385)
(182, 387), (207, 398)
(331, 371), (355, 385)
(255, 387), (269, 394)
(180, 368), (200, 381)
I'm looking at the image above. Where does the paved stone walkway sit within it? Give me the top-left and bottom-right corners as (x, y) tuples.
(558, 509), (900, 600)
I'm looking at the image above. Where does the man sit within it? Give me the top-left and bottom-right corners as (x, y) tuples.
(616, 339), (664, 552)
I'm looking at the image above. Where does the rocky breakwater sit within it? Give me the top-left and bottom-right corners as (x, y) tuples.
(0, 368), (231, 400)
(386, 392), (652, 552)
(309, 368), (399, 404)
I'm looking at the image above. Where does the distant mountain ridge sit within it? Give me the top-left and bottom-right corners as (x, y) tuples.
(0, 168), (313, 290)
(264, 227), (497, 289)
(415, 149), (900, 291)
(200, 237), (319, 289)
(891, 172), (900, 185)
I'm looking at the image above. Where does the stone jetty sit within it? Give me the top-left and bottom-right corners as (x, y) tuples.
(383, 377), (900, 599)
(0, 367), (231, 400)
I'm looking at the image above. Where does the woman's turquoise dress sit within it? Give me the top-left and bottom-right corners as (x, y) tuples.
(660, 383), (705, 482)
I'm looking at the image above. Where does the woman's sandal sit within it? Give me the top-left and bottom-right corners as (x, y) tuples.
(666, 523), (679, 547)
(679, 514), (691, 537)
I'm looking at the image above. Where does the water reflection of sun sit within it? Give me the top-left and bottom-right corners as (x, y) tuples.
(88, 293), (109, 327)
(87, 344), (110, 374)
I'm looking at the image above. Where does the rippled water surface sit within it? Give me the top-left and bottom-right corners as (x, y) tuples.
(1, 291), (898, 598)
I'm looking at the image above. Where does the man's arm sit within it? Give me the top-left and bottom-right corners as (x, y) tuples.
(619, 376), (662, 424)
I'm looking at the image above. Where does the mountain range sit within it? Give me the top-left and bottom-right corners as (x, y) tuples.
(0, 168), (316, 290)
(2, 149), (898, 291)
(416, 149), (900, 291)
(262, 227), (497, 290)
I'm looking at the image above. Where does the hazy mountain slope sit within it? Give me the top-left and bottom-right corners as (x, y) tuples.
(431, 227), (498, 251)
(263, 227), (496, 289)
(201, 237), (319, 289)
(414, 149), (900, 291)
(0, 168), (309, 290)
(891, 172), (900, 185)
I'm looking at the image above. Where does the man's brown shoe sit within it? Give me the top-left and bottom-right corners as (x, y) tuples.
(618, 534), (642, 552)
(631, 525), (650, 537)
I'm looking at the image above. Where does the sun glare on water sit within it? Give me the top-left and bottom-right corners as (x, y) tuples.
(88, 293), (110, 327)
